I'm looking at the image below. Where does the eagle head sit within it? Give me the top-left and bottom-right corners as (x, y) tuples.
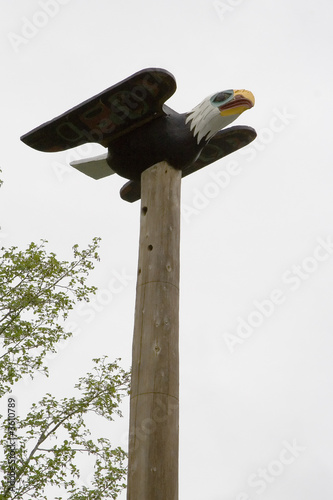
(185, 89), (255, 144)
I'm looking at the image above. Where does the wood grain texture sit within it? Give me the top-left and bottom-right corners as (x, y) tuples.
(127, 162), (181, 500)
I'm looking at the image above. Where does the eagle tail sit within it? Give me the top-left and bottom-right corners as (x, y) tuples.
(70, 153), (115, 180)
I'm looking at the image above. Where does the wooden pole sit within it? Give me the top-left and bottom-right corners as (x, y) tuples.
(127, 161), (181, 500)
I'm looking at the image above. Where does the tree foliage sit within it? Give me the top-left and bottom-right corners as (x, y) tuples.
(0, 238), (100, 397)
(1, 356), (130, 499)
(1, 174), (130, 498)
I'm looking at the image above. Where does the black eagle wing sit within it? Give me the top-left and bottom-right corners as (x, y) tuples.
(181, 125), (257, 177)
(20, 68), (177, 152)
(119, 126), (257, 203)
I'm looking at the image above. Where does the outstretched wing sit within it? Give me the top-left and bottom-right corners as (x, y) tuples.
(20, 68), (177, 153)
(119, 126), (256, 203)
(182, 125), (256, 177)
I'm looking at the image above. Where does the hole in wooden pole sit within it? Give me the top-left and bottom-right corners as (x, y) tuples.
(142, 206), (148, 215)
(148, 245), (153, 251)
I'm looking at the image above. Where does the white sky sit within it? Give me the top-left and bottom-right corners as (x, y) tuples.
(1, 0), (333, 498)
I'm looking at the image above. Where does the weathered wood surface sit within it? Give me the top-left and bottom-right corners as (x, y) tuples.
(127, 161), (181, 500)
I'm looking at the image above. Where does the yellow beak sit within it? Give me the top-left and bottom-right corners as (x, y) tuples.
(219, 89), (255, 117)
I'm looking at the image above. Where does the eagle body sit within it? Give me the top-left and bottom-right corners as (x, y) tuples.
(108, 111), (202, 181)
(107, 87), (255, 181)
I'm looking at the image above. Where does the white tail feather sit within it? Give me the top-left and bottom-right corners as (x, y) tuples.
(70, 153), (115, 180)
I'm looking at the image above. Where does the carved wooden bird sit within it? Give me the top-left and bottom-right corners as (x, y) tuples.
(21, 68), (256, 202)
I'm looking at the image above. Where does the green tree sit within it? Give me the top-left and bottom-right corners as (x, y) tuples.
(1, 356), (130, 499)
(0, 174), (130, 498)
(0, 237), (100, 397)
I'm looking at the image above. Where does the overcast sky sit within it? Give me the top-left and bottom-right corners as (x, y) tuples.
(1, 0), (333, 498)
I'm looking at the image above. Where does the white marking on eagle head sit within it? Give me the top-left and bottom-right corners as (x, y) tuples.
(185, 94), (221, 144)
(186, 90), (254, 145)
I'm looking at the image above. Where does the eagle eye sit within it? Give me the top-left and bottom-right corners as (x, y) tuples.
(211, 90), (233, 106)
